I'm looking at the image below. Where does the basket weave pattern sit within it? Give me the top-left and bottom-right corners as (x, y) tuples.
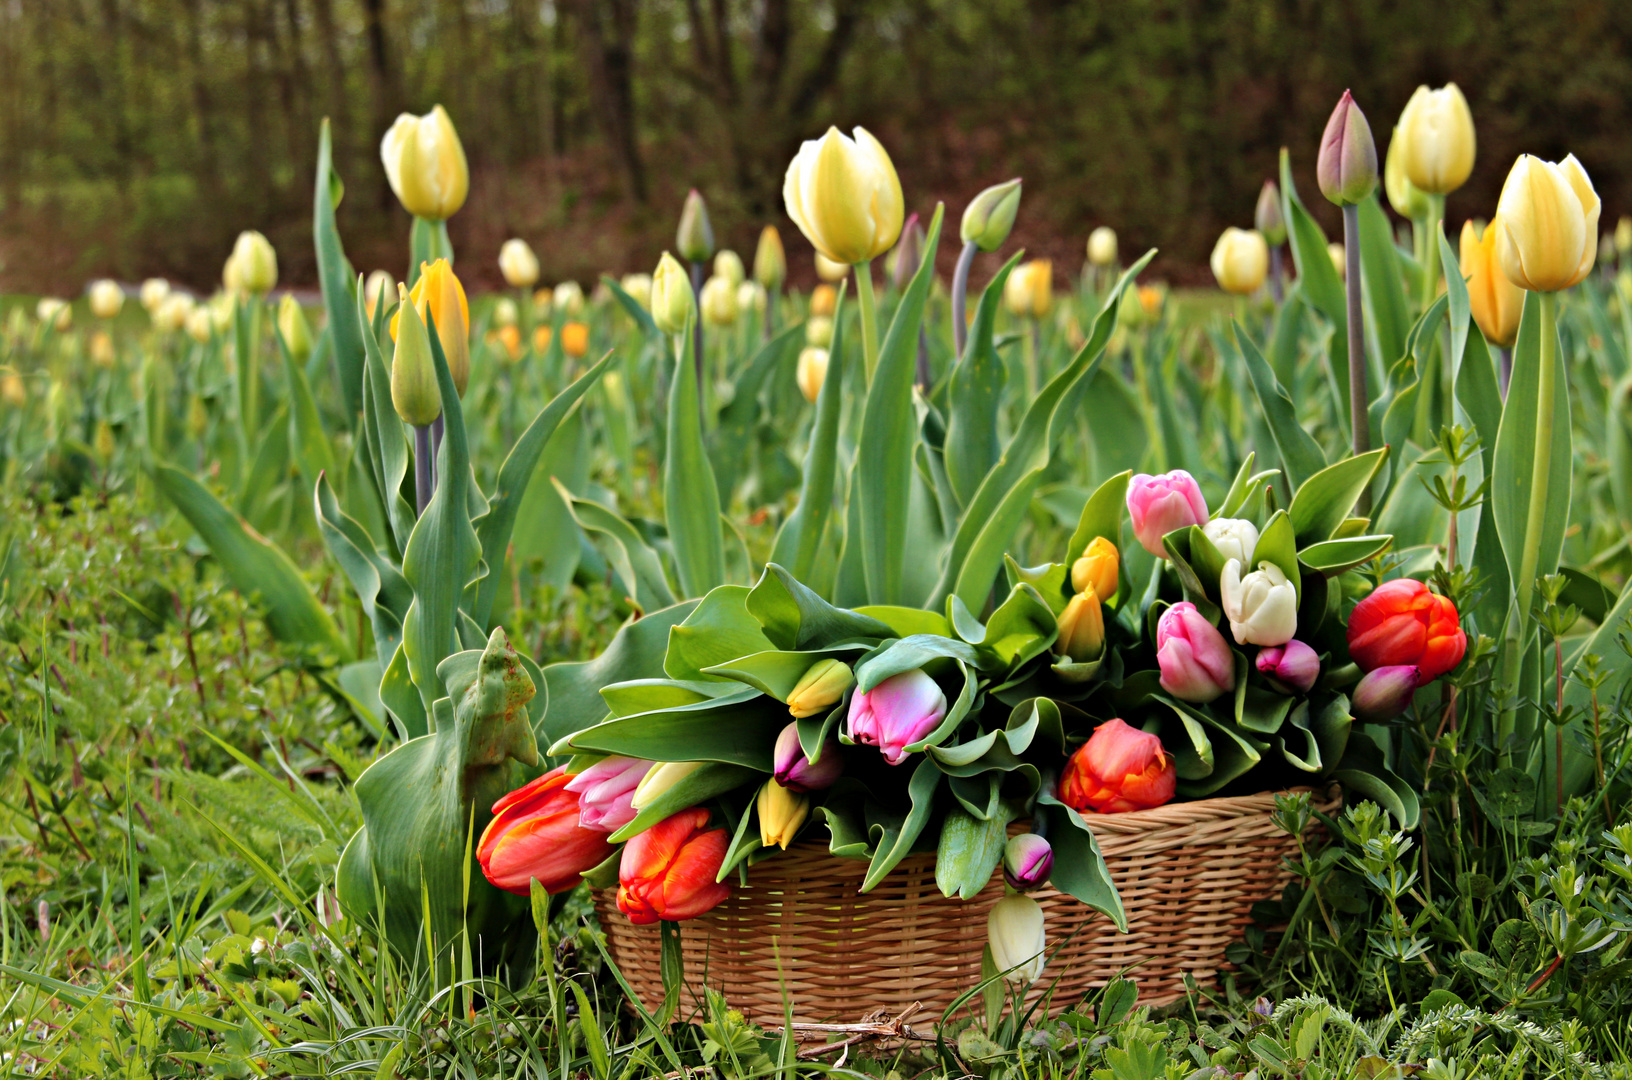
(593, 789), (1338, 1023)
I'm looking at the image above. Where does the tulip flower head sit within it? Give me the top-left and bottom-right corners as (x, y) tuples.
(533, 325), (553, 353)
(651, 252), (695, 336)
(700, 275), (738, 327)
(1220, 559), (1298, 646)
(553, 281), (585, 316)
(1460, 218), (1524, 348)
(786, 659), (854, 719)
(1495, 154), (1600, 293)
(796, 347), (829, 403)
(277, 295), (313, 362)
(757, 780), (810, 850)
(1087, 226), (1118, 267)
(1, 374), (24, 407)
(1202, 517), (1259, 567)
(1127, 470), (1209, 558)
(630, 760), (703, 812)
(477, 767), (615, 895)
(139, 278), (170, 313)
(1384, 127), (1433, 220)
(1002, 834), (1054, 891)
(1352, 664), (1421, 722)
(1255, 181), (1286, 247)
(1210, 228), (1269, 295)
(961, 178), (1023, 253)
(496, 324), (523, 363)
(492, 297), (519, 329)
(620, 272), (653, 310)
(391, 260), (470, 396)
(1005, 259), (1053, 319)
(89, 332), (115, 369)
(1256, 639), (1321, 695)
(229, 230), (278, 294)
(499, 238), (541, 289)
(1055, 588), (1106, 663)
(1396, 84), (1476, 196)
(754, 225), (787, 289)
(773, 721), (844, 792)
(846, 669), (946, 766)
(616, 808), (731, 924)
(1071, 536), (1120, 601)
(88, 280), (124, 320)
(1346, 578), (1466, 682)
(784, 127), (904, 266)
(364, 270), (396, 319)
(183, 302), (213, 342)
(988, 893), (1047, 985)
(676, 189), (716, 263)
(1060, 718), (1176, 814)
(1317, 90), (1379, 207)
(810, 283), (839, 316)
(389, 284), (441, 427)
(381, 106), (469, 221)
(737, 280), (767, 314)
(1156, 602), (1236, 703)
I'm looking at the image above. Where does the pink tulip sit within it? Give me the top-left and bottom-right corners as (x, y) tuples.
(1156, 602), (1235, 703)
(1127, 471), (1209, 557)
(773, 722), (844, 792)
(846, 669), (947, 766)
(563, 756), (651, 832)
(1352, 665), (1419, 722)
(1256, 640), (1321, 695)
(1003, 834), (1054, 890)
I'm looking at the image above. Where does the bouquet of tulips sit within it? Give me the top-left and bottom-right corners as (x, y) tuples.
(476, 451), (1468, 933)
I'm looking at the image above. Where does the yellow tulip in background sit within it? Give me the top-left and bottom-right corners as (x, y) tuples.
(814, 253), (850, 282)
(391, 259), (471, 395)
(650, 252), (694, 336)
(88, 280), (124, 320)
(364, 270), (396, 319)
(389, 283), (440, 427)
(1210, 228), (1269, 295)
(380, 105), (469, 222)
(277, 295), (313, 361)
(498, 238), (540, 289)
(229, 230), (278, 294)
(754, 226), (787, 289)
(810, 284), (838, 317)
(1086, 226), (1118, 267)
(1495, 154), (1599, 293)
(139, 278), (170, 313)
(1384, 128), (1432, 220)
(1004, 259), (1053, 319)
(700, 276), (737, 327)
(796, 347), (829, 404)
(1396, 84), (1476, 196)
(1460, 218), (1523, 348)
(713, 250), (745, 287)
(619, 272), (653, 310)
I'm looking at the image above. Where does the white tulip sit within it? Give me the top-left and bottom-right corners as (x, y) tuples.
(988, 893), (1046, 985)
(1220, 559), (1298, 646)
(1202, 517), (1259, 567)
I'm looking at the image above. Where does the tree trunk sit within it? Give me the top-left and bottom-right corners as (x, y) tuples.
(568, 0), (647, 203)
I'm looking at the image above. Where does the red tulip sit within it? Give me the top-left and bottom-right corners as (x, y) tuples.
(477, 766), (615, 896)
(1347, 579), (1466, 682)
(1059, 718), (1176, 814)
(616, 808), (731, 924)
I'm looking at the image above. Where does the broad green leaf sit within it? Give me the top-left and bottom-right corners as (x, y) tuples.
(936, 803), (1010, 900)
(1066, 470), (1132, 565)
(279, 330), (334, 489)
(554, 481), (676, 612)
(539, 601), (697, 749)
(1232, 324), (1326, 490)
(664, 586), (778, 682)
(771, 285), (848, 583)
(702, 648), (862, 701)
(313, 120), (364, 420)
(314, 473), (411, 671)
(945, 252), (1024, 508)
(860, 758), (942, 891)
(563, 689), (781, 769)
(358, 286), (415, 557)
(1298, 534), (1394, 575)
(853, 633), (979, 692)
(601, 272), (659, 338)
(665, 315), (726, 597)
(746, 563), (893, 651)
(1288, 448), (1388, 546)
(712, 323), (804, 499)
(1037, 801), (1126, 930)
(1280, 149), (1350, 420)
(1253, 509), (1301, 603)
(1333, 730), (1421, 828)
(607, 762), (760, 844)
(1357, 194), (1410, 381)
(1438, 231), (1471, 387)
(854, 605), (949, 638)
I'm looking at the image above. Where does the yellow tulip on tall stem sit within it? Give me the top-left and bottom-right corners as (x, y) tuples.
(381, 106), (469, 284)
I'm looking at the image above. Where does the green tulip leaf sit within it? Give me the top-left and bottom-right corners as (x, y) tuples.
(599, 678), (727, 717)
(1288, 448), (1389, 547)
(664, 586), (779, 683)
(539, 600), (698, 750)
(860, 757), (943, 892)
(1231, 324), (1327, 491)
(606, 762), (760, 844)
(1036, 802), (1126, 931)
(945, 252), (1025, 509)
(747, 563), (895, 650)
(664, 313), (727, 597)
(1252, 509), (1302, 604)
(561, 688), (779, 769)
(771, 286), (849, 584)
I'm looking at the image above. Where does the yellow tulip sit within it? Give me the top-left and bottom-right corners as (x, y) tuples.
(810, 283), (838, 317)
(498, 239), (540, 288)
(814, 253), (850, 282)
(754, 225), (787, 289)
(1396, 84), (1475, 196)
(139, 278), (170, 313)
(1071, 536), (1120, 602)
(553, 281), (585, 316)
(561, 321), (589, 359)
(786, 659), (854, 718)
(783, 126), (904, 265)
(36, 298), (71, 332)
(1210, 228), (1269, 295)
(1384, 126), (1432, 220)
(1086, 226), (1118, 267)
(277, 295), (313, 361)
(389, 284), (441, 426)
(229, 230), (278, 294)
(496, 323), (522, 363)
(1328, 242), (1347, 280)
(90, 332), (116, 369)
(390, 259), (470, 395)
(492, 297), (518, 328)
(2, 373), (26, 407)
(88, 280), (124, 320)
(620, 272), (653, 310)
(364, 270), (396, 320)
(796, 347), (829, 404)
(700, 275), (737, 327)
(805, 315), (834, 348)
(713, 250), (745, 287)
(1055, 588), (1105, 663)
(650, 252), (695, 336)
(756, 780), (810, 850)
(1460, 219), (1523, 347)
(1004, 258), (1053, 319)
(533, 325), (552, 353)
(380, 105), (469, 221)
(1495, 154), (1600, 293)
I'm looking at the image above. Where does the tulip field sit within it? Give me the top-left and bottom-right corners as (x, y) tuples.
(3, 77), (1632, 1078)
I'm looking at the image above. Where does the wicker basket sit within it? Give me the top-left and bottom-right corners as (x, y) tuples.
(593, 788), (1338, 1024)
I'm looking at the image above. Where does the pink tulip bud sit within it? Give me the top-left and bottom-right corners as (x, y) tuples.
(1317, 90), (1379, 207)
(772, 721), (844, 792)
(846, 669), (947, 766)
(1256, 639), (1321, 695)
(1003, 833), (1054, 890)
(1352, 665), (1420, 722)
(563, 756), (651, 832)
(1127, 471), (1208, 558)
(1156, 602), (1236, 704)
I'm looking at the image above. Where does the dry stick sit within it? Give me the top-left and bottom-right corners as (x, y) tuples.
(769, 1002), (932, 1059)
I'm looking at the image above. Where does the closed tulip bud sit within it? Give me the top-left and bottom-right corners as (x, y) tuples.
(988, 893), (1046, 985)
(492, 296), (519, 328)
(1087, 226), (1118, 267)
(1210, 228), (1269, 295)
(1198, 518), (1256, 570)
(533, 325), (553, 353)
(1156, 601), (1235, 703)
(231, 230), (279, 294)
(563, 756), (651, 833)
(847, 669), (947, 766)
(888, 213), (925, 291)
(810, 283), (839, 317)
(185, 305), (213, 343)
(277, 295), (313, 362)
(1396, 84), (1476, 196)
(1071, 536), (1120, 601)
(630, 760), (704, 812)
(616, 807), (731, 924)
(713, 249), (745, 287)
(1254, 181), (1286, 247)
(380, 105), (469, 221)
(1221, 559), (1298, 646)
(620, 272), (653, 310)
(364, 270), (395, 320)
(804, 315), (834, 349)
(1138, 283), (1167, 321)
(786, 659), (854, 719)
(754, 225), (787, 289)
(89, 332), (115, 369)
(553, 280), (585, 316)
(784, 126), (904, 265)
(796, 347), (829, 404)
(496, 323), (522, 362)
(532, 288), (553, 317)
(477, 767), (615, 895)
(757, 780), (810, 850)
(158, 295), (194, 335)
(139, 278), (170, 313)
(1460, 219), (1523, 348)
(1384, 127), (1433, 220)
(389, 284), (440, 426)
(1055, 589), (1105, 663)
(1002, 834), (1054, 891)
(1495, 154), (1600, 293)
(1256, 639), (1321, 695)
(1618, 216), (1632, 257)
(1005, 259), (1053, 319)
(1317, 90), (1378, 207)
(676, 189), (716, 262)
(498, 238), (540, 288)
(814, 253), (851, 282)
(1346, 578), (1467, 681)
(1351, 665), (1421, 722)
(1060, 718), (1176, 814)
(37, 298), (71, 332)
(962, 178), (1023, 253)
(700, 275), (738, 327)
(561, 321), (589, 359)
(1329, 243), (1347, 280)
(391, 260), (470, 395)
(651, 252), (695, 335)
(1127, 470), (1209, 558)
(88, 280), (124, 320)
(773, 721), (844, 792)
(737, 280), (766, 314)
(1, 374), (24, 407)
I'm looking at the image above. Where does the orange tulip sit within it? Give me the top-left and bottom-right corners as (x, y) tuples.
(1460, 219), (1523, 348)
(477, 767), (615, 896)
(1346, 578), (1466, 683)
(616, 808), (731, 924)
(534, 325), (553, 353)
(496, 324), (522, 362)
(390, 259), (471, 395)
(561, 321), (590, 359)
(1059, 719), (1175, 814)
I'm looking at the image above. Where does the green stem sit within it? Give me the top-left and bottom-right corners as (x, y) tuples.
(1419, 194), (1445, 313)
(854, 259), (880, 384)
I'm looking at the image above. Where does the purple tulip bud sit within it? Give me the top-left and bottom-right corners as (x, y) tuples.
(1156, 602), (1236, 704)
(1003, 833), (1054, 891)
(1317, 90), (1379, 207)
(1256, 639), (1321, 695)
(772, 721), (844, 792)
(1352, 665), (1420, 722)
(846, 669), (947, 766)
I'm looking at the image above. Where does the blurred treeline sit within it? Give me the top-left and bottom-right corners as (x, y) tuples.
(3, 0), (1631, 293)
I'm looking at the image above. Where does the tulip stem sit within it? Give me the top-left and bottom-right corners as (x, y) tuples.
(855, 259), (881, 384)
(951, 239), (978, 359)
(1419, 194), (1445, 313)
(413, 423), (433, 517)
(1342, 203), (1371, 512)
(1269, 246), (1284, 305)
(689, 260), (706, 400)
(1514, 291), (1558, 662)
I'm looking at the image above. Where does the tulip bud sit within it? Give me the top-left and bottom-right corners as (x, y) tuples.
(1396, 84), (1476, 196)
(676, 189), (716, 263)
(1329, 243), (1347, 280)
(737, 280), (766, 315)
(616, 808), (730, 924)
(847, 669), (947, 765)
(532, 288), (553, 317)
(1346, 578), (1467, 682)
(810, 284), (838, 318)
(533, 325), (552, 353)
(1317, 90), (1378, 207)
(230, 230), (279, 294)
(1071, 536), (1119, 601)
(492, 296), (519, 328)
(1461, 219), (1523, 348)
(700, 275), (738, 327)
(477, 767), (615, 895)
(1256, 639), (1321, 695)
(380, 105), (469, 221)
(1385, 128), (1433, 220)
(87, 332), (114, 369)
(496, 323), (522, 362)
(391, 259), (470, 396)
(814, 253), (851, 282)
(1254, 181), (1286, 247)
(561, 322), (589, 359)
(1495, 154), (1600, 293)
(754, 225), (787, 289)
(1202, 517), (1259, 567)
(796, 347), (829, 404)
(988, 893), (1046, 985)
(786, 659), (854, 718)
(620, 272), (653, 310)
(773, 721), (844, 792)
(651, 252), (695, 336)
(804, 315), (834, 349)
(1005, 259), (1053, 319)
(553, 280), (585, 317)
(1086, 226), (1118, 267)
(1210, 228), (1270, 295)
(1220, 559), (1298, 647)
(564, 756), (652, 833)
(713, 249), (745, 288)
(961, 178), (1023, 253)
(364, 270), (396, 320)
(1060, 718), (1175, 813)
(498, 238), (540, 288)
(757, 780), (810, 850)
(784, 126), (904, 265)
(1002, 834), (1054, 891)
(389, 284), (441, 427)
(277, 295), (313, 362)
(1351, 665), (1420, 722)
(630, 760), (703, 811)
(1055, 589), (1105, 663)
(888, 214), (926, 292)
(1138, 283), (1166, 321)
(1618, 216), (1632, 257)
(1127, 470), (1209, 558)
(1156, 601), (1236, 703)
(88, 280), (124, 320)
(37, 298), (71, 333)
(185, 305), (213, 343)
(139, 278), (170, 313)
